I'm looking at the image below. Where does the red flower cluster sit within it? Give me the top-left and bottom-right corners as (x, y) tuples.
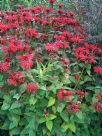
(67, 101), (80, 112)
(57, 4), (65, 8)
(76, 90), (85, 98)
(45, 43), (58, 52)
(26, 82), (39, 94)
(57, 88), (73, 100)
(3, 41), (31, 54)
(47, 0), (56, 4)
(93, 67), (102, 74)
(74, 45), (96, 63)
(74, 74), (80, 80)
(45, 41), (69, 52)
(93, 102), (102, 112)
(17, 53), (34, 69)
(0, 62), (10, 72)
(7, 71), (24, 86)
(97, 93), (102, 101)
(24, 29), (39, 38)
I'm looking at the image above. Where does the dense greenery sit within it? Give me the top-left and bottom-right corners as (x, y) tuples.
(0, 0), (102, 136)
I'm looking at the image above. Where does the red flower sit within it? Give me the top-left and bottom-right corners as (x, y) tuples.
(4, 56), (12, 62)
(0, 62), (10, 72)
(55, 41), (69, 49)
(97, 93), (102, 101)
(57, 88), (73, 100)
(66, 91), (73, 96)
(74, 46), (96, 63)
(45, 43), (58, 52)
(24, 29), (39, 38)
(7, 71), (24, 86)
(54, 35), (65, 41)
(67, 101), (80, 112)
(70, 35), (82, 44)
(17, 54), (34, 69)
(67, 18), (79, 26)
(93, 102), (102, 112)
(20, 60), (33, 69)
(74, 74), (80, 80)
(57, 4), (64, 8)
(47, 0), (56, 3)
(57, 91), (63, 100)
(7, 78), (18, 86)
(26, 82), (39, 94)
(76, 90), (85, 98)
(93, 67), (102, 74)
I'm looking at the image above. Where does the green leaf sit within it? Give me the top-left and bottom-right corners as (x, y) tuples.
(47, 97), (55, 107)
(10, 102), (22, 110)
(46, 114), (56, 121)
(3, 95), (11, 102)
(76, 111), (84, 121)
(84, 76), (92, 82)
(57, 104), (65, 113)
(39, 117), (46, 124)
(86, 64), (91, 69)
(1, 102), (10, 110)
(13, 93), (21, 100)
(68, 123), (76, 133)
(9, 115), (20, 129)
(87, 70), (91, 76)
(9, 128), (21, 135)
(26, 119), (35, 129)
(2, 119), (10, 129)
(26, 73), (35, 82)
(46, 120), (53, 132)
(29, 96), (37, 105)
(40, 85), (47, 90)
(52, 106), (56, 114)
(60, 111), (69, 122)
(61, 122), (69, 132)
(70, 76), (76, 83)
(29, 129), (36, 136)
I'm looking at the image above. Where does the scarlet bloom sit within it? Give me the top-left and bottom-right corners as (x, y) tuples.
(93, 102), (102, 112)
(47, 0), (56, 3)
(57, 88), (73, 100)
(70, 35), (82, 44)
(74, 74), (80, 80)
(93, 67), (102, 74)
(57, 91), (63, 100)
(24, 29), (38, 38)
(4, 56), (12, 62)
(7, 78), (18, 86)
(67, 101), (80, 112)
(0, 62), (10, 72)
(57, 4), (64, 8)
(7, 71), (25, 86)
(26, 82), (39, 94)
(45, 43), (58, 52)
(17, 53), (34, 69)
(54, 35), (65, 41)
(76, 90), (85, 98)
(20, 60), (33, 69)
(97, 93), (102, 101)
(55, 41), (69, 49)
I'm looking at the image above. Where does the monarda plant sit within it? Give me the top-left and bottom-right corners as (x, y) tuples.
(0, 0), (102, 136)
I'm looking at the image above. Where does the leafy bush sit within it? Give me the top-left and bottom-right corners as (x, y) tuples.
(0, 0), (102, 136)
